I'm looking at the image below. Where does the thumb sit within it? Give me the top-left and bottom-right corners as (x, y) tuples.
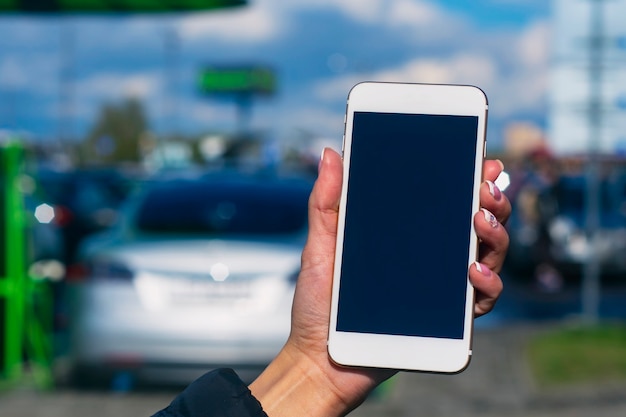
(301, 148), (343, 271)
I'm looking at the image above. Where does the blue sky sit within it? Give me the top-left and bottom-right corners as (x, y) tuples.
(0, 0), (551, 152)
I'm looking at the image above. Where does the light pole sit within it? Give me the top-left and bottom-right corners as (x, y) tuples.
(581, 0), (606, 324)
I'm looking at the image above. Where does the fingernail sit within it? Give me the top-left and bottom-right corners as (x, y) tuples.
(318, 148), (326, 173)
(485, 180), (502, 201)
(481, 208), (499, 228)
(496, 159), (505, 171)
(475, 261), (492, 277)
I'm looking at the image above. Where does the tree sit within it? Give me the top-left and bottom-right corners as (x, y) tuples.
(82, 97), (148, 165)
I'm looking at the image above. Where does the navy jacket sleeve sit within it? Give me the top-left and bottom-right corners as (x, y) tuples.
(152, 368), (268, 417)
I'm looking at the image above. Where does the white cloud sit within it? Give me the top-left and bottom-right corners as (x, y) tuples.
(314, 15), (551, 123)
(493, 71), (546, 117)
(493, 20), (549, 116)
(185, 100), (237, 128)
(382, 54), (497, 86)
(517, 20), (551, 69)
(0, 52), (60, 96)
(314, 53), (498, 102)
(487, 0), (543, 6)
(75, 72), (162, 101)
(280, 0), (449, 28)
(290, 0), (384, 23)
(177, 3), (281, 42)
(277, 106), (345, 142)
(387, 0), (446, 27)
(332, 0), (388, 24)
(313, 75), (362, 102)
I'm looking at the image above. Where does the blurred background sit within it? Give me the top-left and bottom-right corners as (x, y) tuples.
(1, 1), (626, 416)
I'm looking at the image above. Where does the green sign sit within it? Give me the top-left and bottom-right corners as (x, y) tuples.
(0, 0), (246, 12)
(199, 66), (276, 96)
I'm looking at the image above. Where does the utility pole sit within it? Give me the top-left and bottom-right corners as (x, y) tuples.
(580, 0), (605, 324)
(552, 0), (626, 321)
(59, 20), (76, 156)
(163, 25), (181, 139)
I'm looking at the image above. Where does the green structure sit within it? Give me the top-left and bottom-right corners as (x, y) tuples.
(0, 142), (26, 383)
(0, 144), (26, 379)
(0, 0), (246, 12)
(0, 141), (54, 388)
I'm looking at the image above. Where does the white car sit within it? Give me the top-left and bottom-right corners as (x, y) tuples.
(65, 173), (312, 387)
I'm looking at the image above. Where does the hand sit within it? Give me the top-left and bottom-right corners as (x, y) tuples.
(250, 148), (511, 417)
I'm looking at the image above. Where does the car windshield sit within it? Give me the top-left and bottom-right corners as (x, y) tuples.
(134, 178), (311, 236)
(37, 171), (126, 213)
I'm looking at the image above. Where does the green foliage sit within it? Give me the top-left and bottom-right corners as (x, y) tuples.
(527, 323), (626, 387)
(81, 97), (147, 165)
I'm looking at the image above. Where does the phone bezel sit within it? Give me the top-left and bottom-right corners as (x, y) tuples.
(328, 82), (488, 374)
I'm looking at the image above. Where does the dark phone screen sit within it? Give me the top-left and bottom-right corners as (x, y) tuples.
(336, 111), (479, 339)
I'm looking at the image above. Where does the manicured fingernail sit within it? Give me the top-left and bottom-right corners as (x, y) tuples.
(475, 262), (492, 277)
(485, 180), (502, 201)
(318, 148), (326, 173)
(481, 208), (499, 228)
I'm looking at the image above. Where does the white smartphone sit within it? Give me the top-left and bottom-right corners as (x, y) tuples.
(328, 82), (488, 374)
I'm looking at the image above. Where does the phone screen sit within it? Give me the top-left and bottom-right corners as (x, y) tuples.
(336, 111), (479, 340)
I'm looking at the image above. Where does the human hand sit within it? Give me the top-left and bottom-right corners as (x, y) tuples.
(250, 148), (511, 417)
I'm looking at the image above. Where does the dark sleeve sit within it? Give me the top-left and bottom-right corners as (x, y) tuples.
(152, 368), (268, 417)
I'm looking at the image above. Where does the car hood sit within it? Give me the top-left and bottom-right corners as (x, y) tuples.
(88, 238), (303, 277)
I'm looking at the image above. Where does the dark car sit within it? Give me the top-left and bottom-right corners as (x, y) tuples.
(506, 173), (626, 281)
(546, 175), (626, 275)
(35, 168), (135, 265)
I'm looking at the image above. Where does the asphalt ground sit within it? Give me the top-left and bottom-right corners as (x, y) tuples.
(352, 323), (626, 417)
(2, 323), (626, 417)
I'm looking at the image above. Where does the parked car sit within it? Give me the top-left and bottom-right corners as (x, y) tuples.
(546, 175), (626, 275)
(65, 172), (313, 387)
(35, 167), (135, 265)
(506, 173), (626, 282)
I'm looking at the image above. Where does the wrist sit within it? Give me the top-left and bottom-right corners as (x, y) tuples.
(249, 345), (354, 417)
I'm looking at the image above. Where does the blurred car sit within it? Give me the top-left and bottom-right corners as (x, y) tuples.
(506, 173), (626, 280)
(545, 175), (626, 275)
(35, 167), (135, 265)
(25, 192), (65, 267)
(65, 173), (312, 386)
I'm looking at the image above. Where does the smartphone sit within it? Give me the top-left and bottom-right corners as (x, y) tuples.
(327, 82), (488, 374)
